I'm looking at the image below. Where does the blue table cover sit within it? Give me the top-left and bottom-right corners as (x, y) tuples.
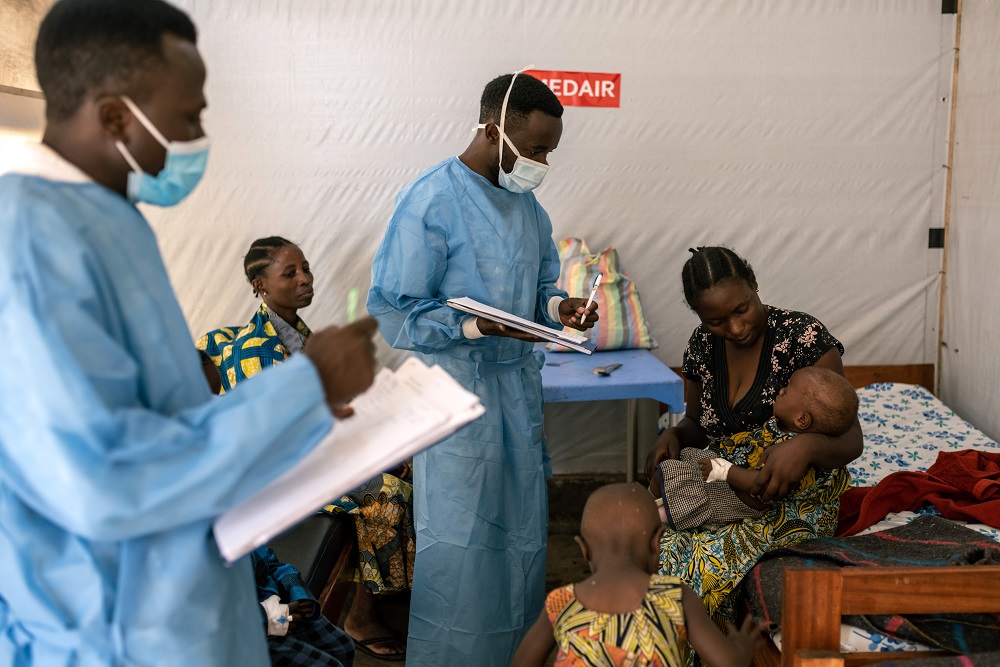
(539, 347), (684, 411)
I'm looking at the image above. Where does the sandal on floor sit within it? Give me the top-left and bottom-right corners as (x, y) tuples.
(353, 635), (406, 662)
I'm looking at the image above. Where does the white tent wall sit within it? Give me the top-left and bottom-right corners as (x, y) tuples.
(0, 2), (959, 472)
(145, 0), (953, 473)
(939, 0), (1000, 443)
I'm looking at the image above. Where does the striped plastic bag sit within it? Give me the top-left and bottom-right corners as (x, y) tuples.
(551, 237), (656, 351)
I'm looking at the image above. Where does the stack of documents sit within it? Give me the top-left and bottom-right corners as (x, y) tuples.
(214, 357), (484, 563)
(447, 296), (595, 354)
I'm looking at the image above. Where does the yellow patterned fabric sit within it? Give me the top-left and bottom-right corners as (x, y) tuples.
(323, 472), (415, 594)
(546, 575), (687, 667)
(712, 417), (820, 495)
(659, 418), (852, 637)
(195, 326), (238, 368)
(195, 304), (308, 392)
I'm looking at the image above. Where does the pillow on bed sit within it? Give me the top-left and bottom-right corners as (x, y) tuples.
(551, 237), (656, 351)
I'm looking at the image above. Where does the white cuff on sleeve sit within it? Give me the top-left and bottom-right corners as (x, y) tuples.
(547, 296), (564, 323)
(462, 316), (485, 339)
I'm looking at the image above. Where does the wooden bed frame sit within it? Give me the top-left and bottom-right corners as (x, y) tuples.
(751, 565), (1000, 667)
(668, 364), (935, 396)
(841, 364), (934, 392)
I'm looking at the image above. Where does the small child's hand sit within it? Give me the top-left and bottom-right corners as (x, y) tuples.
(682, 584), (767, 666)
(698, 458), (713, 481)
(725, 616), (768, 656)
(286, 600), (316, 633)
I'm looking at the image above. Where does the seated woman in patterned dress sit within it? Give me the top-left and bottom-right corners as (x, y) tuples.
(643, 247), (863, 659)
(511, 483), (765, 667)
(198, 236), (411, 661)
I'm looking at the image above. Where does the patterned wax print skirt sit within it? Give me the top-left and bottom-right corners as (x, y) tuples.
(324, 469), (415, 594)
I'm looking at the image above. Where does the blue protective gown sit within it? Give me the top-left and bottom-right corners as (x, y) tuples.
(367, 156), (566, 665)
(0, 144), (333, 666)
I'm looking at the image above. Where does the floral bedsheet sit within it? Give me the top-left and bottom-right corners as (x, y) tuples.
(850, 382), (1000, 486)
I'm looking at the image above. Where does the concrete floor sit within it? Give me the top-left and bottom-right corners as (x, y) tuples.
(350, 474), (623, 666)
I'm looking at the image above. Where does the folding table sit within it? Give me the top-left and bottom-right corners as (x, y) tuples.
(538, 347), (684, 482)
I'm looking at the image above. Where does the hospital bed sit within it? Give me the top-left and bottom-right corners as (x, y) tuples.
(747, 379), (1000, 667)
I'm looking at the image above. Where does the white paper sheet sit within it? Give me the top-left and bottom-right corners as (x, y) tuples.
(213, 357), (484, 563)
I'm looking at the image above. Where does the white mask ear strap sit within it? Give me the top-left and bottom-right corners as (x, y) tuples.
(474, 123), (520, 157)
(120, 95), (170, 148)
(498, 64), (534, 166)
(115, 140), (143, 173)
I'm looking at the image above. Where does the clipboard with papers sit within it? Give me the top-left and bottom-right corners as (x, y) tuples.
(213, 357), (484, 564)
(446, 296), (596, 355)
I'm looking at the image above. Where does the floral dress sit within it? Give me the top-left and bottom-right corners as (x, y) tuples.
(658, 306), (847, 632)
(547, 575), (687, 667)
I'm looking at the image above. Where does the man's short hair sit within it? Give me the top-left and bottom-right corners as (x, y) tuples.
(479, 73), (563, 131)
(35, 0), (197, 121)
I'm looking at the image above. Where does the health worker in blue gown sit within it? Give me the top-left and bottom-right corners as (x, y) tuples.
(0, 1), (378, 665)
(368, 71), (599, 665)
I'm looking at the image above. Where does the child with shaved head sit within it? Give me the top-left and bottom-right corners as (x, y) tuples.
(512, 483), (764, 667)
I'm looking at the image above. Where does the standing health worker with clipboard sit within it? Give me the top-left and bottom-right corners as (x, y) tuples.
(367, 70), (598, 665)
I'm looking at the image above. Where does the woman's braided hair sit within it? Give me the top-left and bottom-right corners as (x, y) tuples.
(681, 246), (757, 309)
(244, 236), (294, 296)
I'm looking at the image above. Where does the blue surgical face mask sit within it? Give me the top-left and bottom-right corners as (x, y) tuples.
(114, 95), (210, 206)
(476, 70), (549, 194)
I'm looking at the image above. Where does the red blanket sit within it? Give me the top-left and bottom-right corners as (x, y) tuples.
(837, 449), (1000, 536)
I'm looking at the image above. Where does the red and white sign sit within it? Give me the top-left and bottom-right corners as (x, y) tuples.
(526, 70), (621, 108)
